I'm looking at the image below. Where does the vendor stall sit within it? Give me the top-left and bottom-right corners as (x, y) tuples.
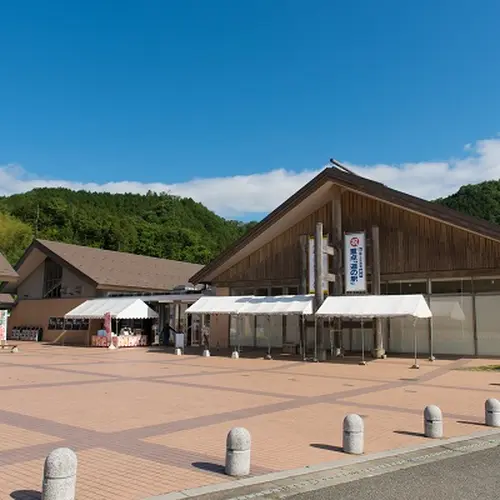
(65, 297), (158, 348)
(185, 295), (314, 356)
(315, 294), (432, 366)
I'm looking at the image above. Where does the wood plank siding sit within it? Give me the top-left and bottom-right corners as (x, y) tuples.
(213, 189), (500, 286)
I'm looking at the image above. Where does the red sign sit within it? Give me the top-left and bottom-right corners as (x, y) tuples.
(350, 236), (360, 247)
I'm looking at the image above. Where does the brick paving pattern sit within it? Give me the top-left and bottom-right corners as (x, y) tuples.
(1, 344), (499, 499)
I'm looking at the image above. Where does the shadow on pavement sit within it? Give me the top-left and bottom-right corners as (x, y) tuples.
(457, 420), (487, 427)
(10, 491), (41, 500)
(310, 443), (344, 453)
(192, 461), (226, 475)
(394, 430), (425, 437)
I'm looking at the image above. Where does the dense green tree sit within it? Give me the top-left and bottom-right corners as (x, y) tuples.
(436, 181), (500, 224)
(0, 188), (255, 265)
(0, 212), (33, 264)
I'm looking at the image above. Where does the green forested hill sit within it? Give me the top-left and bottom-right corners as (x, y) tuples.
(435, 180), (500, 224)
(1, 180), (500, 267)
(0, 188), (256, 265)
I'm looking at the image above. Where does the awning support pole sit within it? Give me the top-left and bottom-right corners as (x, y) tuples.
(265, 315), (272, 360)
(329, 317), (334, 360)
(237, 315), (241, 354)
(411, 319), (420, 369)
(313, 315), (318, 362)
(300, 314), (306, 361)
(427, 278), (435, 362)
(359, 318), (366, 366)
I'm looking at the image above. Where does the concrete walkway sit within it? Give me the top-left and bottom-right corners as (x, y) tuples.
(1, 343), (499, 499)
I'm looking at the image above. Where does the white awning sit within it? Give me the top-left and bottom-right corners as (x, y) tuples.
(430, 300), (465, 321)
(185, 296), (252, 315)
(316, 294), (432, 319)
(237, 295), (314, 315)
(65, 298), (159, 320)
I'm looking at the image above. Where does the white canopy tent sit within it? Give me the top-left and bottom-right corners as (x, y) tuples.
(185, 295), (314, 356)
(185, 296), (253, 315)
(315, 294), (432, 367)
(65, 297), (159, 320)
(233, 295), (313, 357)
(316, 294), (432, 319)
(237, 295), (314, 315)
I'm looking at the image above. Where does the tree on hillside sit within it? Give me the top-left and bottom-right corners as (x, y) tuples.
(436, 181), (500, 225)
(0, 188), (256, 265)
(0, 212), (33, 264)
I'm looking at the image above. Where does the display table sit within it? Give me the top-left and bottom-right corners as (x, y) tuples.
(91, 335), (148, 348)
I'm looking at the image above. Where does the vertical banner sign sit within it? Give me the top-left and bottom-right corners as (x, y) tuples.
(104, 312), (112, 344)
(308, 236), (329, 294)
(0, 310), (7, 343)
(344, 232), (367, 293)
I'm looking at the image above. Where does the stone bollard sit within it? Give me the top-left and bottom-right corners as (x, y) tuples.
(342, 414), (364, 455)
(225, 427), (251, 477)
(42, 447), (77, 500)
(424, 405), (443, 438)
(231, 350), (239, 359)
(485, 398), (500, 427)
(202, 349), (211, 357)
(174, 348), (182, 356)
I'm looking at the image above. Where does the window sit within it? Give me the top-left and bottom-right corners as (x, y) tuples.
(231, 288), (254, 296)
(270, 287), (283, 296)
(432, 279), (473, 294)
(385, 281), (427, 295)
(48, 317), (89, 330)
(203, 314), (211, 327)
(43, 259), (63, 298)
(287, 286), (299, 295)
(255, 288), (269, 296)
(472, 278), (500, 293)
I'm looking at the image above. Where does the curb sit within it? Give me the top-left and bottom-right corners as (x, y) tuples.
(145, 428), (500, 499)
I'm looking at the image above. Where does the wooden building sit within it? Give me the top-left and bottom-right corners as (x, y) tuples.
(2, 239), (203, 345)
(190, 167), (500, 357)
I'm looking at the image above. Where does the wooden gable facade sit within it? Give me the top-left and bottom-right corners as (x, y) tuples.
(212, 188), (500, 288)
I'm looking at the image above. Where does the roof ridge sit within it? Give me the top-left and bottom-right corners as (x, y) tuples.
(36, 239), (203, 266)
(191, 165), (500, 284)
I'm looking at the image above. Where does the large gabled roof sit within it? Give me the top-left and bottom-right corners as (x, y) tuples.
(11, 239), (204, 293)
(0, 252), (18, 282)
(191, 167), (500, 284)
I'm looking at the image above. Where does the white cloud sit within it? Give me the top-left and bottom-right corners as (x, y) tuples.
(1, 136), (500, 219)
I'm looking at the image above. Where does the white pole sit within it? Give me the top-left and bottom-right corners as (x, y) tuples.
(412, 319), (420, 369)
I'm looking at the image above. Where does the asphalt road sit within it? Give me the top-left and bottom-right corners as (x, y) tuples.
(289, 446), (500, 500)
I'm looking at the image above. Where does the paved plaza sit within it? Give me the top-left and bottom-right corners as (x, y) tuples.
(0, 344), (499, 499)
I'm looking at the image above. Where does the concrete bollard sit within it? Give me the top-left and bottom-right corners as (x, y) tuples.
(231, 350), (239, 359)
(225, 427), (251, 476)
(485, 398), (500, 427)
(42, 447), (77, 500)
(424, 405), (443, 438)
(202, 349), (211, 357)
(174, 348), (182, 356)
(342, 414), (364, 454)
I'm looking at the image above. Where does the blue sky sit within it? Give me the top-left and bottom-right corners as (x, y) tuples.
(1, 0), (500, 219)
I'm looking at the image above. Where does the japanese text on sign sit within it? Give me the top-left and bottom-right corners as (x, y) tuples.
(344, 232), (366, 292)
